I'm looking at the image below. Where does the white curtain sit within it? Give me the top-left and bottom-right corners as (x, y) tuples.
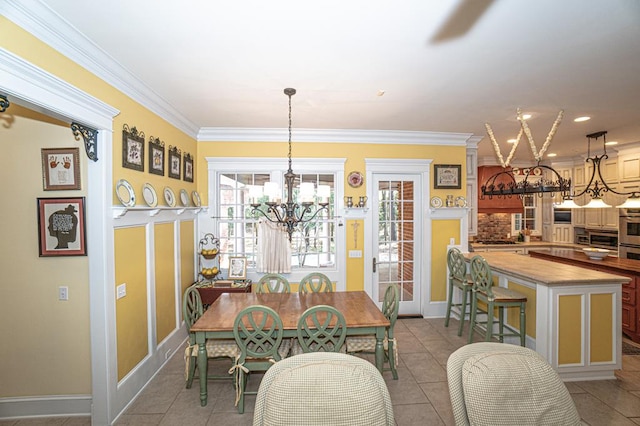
(257, 219), (291, 273)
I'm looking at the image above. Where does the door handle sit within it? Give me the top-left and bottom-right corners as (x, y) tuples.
(372, 257), (377, 273)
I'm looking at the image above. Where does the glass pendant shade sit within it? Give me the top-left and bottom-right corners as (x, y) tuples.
(554, 198), (583, 209)
(582, 198), (611, 208)
(617, 197), (640, 209)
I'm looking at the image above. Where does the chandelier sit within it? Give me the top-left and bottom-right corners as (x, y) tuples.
(556, 131), (640, 209)
(250, 88), (330, 240)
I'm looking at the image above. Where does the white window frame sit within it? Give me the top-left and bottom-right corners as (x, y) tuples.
(203, 157), (346, 290)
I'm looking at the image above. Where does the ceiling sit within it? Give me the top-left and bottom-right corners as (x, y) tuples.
(28, 0), (640, 163)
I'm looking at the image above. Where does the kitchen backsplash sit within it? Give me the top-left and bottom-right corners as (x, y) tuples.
(476, 213), (513, 241)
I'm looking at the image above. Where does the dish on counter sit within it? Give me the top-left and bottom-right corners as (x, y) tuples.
(430, 196), (443, 208)
(115, 179), (136, 207)
(163, 187), (176, 207)
(179, 189), (190, 207)
(142, 183), (158, 208)
(582, 247), (610, 260)
(192, 191), (202, 207)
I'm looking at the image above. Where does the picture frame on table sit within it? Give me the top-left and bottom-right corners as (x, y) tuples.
(434, 164), (462, 189)
(41, 147), (81, 190)
(122, 125), (145, 172)
(37, 196), (86, 257)
(148, 136), (165, 176)
(228, 256), (247, 280)
(168, 146), (181, 180)
(183, 152), (194, 182)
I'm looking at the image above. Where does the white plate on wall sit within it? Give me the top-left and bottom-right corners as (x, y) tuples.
(142, 183), (158, 207)
(164, 187), (176, 207)
(192, 191), (202, 207)
(430, 196), (443, 208)
(179, 189), (190, 207)
(116, 179), (136, 207)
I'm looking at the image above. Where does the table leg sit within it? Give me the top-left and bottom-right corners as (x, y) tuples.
(197, 334), (208, 406)
(375, 326), (385, 373)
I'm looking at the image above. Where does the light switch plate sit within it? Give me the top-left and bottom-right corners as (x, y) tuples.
(117, 283), (126, 299)
(349, 250), (362, 258)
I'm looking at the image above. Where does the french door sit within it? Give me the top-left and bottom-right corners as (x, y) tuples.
(371, 173), (422, 315)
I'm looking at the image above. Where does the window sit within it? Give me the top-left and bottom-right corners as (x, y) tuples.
(205, 158), (345, 282)
(511, 194), (541, 236)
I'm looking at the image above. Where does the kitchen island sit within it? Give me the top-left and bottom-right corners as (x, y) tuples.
(463, 251), (630, 381)
(529, 248), (640, 344)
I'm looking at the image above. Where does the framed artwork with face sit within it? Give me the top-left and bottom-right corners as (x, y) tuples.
(37, 197), (86, 256)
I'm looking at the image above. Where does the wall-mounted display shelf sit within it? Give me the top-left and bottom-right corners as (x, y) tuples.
(112, 206), (204, 219)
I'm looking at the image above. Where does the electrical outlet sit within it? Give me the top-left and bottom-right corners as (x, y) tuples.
(117, 283), (126, 299)
(58, 286), (69, 301)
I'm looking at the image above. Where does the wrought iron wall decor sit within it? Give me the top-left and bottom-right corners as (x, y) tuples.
(122, 124), (145, 171)
(0, 94), (10, 113)
(71, 122), (98, 162)
(183, 152), (194, 183)
(168, 145), (181, 180)
(148, 136), (165, 176)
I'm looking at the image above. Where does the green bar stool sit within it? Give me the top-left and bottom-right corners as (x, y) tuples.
(444, 247), (474, 336)
(467, 255), (527, 347)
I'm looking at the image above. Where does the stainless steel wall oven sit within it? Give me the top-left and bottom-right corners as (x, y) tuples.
(619, 209), (640, 259)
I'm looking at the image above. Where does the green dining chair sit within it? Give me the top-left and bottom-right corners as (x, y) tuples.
(298, 272), (333, 293)
(231, 305), (291, 414)
(444, 247), (474, 336)
(182, 285), (238, 388)
(467, 255), (528, 346)
(346, 284), (400, 379)
(255, 273), (291, 293)
(292, 305), (347, 355)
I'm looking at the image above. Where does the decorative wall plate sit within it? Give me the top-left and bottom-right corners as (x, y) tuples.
(142, 183), (158, 208)
(192, 191), (202, 207)
(455, 196), (468, 208)
(430, 196), (443, 208)
(164, 187), (176, 207)
(348, 171), (363, 188)
(179, 189), (190, 207)
(116, 179), (136, 207)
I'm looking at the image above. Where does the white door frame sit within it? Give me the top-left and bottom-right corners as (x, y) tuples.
(363, 159), (431, 315)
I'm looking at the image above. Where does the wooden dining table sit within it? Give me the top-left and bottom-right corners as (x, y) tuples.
(191, 291), (390, 406)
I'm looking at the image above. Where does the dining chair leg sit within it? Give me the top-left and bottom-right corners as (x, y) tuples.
(237, 371), (247, 414)
(457, 288), (468, 337)
(388, 340), (398, 380)
(186, 354), (197, 389)
(485, 301), (494, 342)
(468, 293), (477, 344)
(498, 307), (505, 343)
(444, 282), (454, 327)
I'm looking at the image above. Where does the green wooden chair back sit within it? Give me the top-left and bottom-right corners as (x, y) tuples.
(447, 247), (467, 283)
(382, 284), (400, 337)
(296, 305), (347, 353)
(183, 285), (203, 330)
(298, 272), (333, 293)
(256, 274), (291, 293)
(470, 255), (494, 298)
(233, 305), (285, 363)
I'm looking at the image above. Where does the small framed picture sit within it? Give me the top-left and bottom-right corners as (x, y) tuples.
(41, 148), (81, 190)
(148, 137), (165, 176)
(122, 125), (145, 172)
(168, 146), (181, 180)
(183, 152), (194, 182)
(37, 197), (87, 257)
(434, 164), (462, 189)
(228, 256), (247, 280)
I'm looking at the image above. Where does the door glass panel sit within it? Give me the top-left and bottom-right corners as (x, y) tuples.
(377, 180), (415, 303)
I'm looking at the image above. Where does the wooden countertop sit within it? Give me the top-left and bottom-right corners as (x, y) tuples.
(470, 241), (581, 250)
(529, 248), (640, 275)
(463, 251), (631, 286)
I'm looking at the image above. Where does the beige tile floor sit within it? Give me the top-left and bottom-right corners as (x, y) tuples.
(4, 317), (640, 425)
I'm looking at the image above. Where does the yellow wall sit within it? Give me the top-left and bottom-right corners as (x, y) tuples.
(155, 223), (176, 344)
(507, 281), (537, 339)
(590, 293), (614, 363)
(0, 106), (91, 396)
(1, 17), (198, 396)
(114, 227), (148, 381)
(431, 220), (461, 301)
(180, 220), (196, 301)
(558, 295), (582, 365)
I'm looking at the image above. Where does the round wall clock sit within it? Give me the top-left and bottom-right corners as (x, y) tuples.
(348, 171), (363, 188)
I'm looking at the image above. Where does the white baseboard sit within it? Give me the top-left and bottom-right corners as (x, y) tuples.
(0, 395), (91, 420)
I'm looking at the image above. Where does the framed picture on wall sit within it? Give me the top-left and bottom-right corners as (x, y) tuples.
(228, 256), (247, 280)
(37, 197), (87, 256)
(148, 136), (165, 176)
(434, 164), (462, 189)
(183, 152), (194, 182)
(41, 147), (81, 190)
(122, 125), (145, 172)
(168, 146), (181, 180)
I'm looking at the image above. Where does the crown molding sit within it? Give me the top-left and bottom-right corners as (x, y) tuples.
(1, 0), (200, 138)
(197, 127), (475, 145)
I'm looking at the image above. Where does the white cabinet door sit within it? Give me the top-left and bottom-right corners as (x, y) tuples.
(553, 225), (573, 243)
